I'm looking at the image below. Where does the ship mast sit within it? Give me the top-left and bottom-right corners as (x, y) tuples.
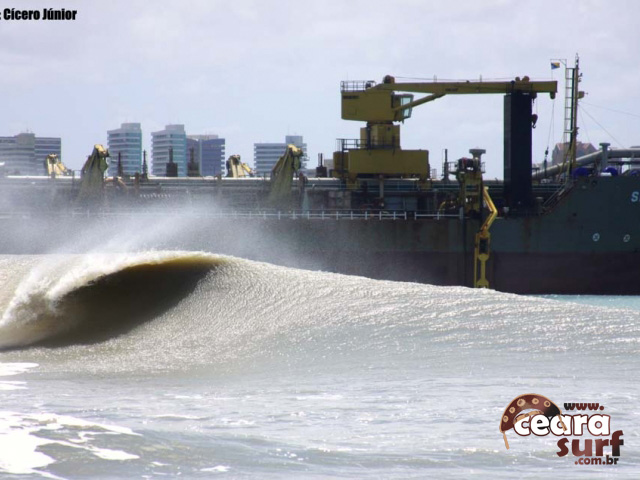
(563, 54), (582, 175)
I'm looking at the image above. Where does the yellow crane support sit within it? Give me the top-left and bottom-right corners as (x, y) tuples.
(269, 144), (303, 205)
(77, 144), (110, 204)
(474, 186), (498, 288)
(226, 155), (254, 178)
(44, 153), (71, 177)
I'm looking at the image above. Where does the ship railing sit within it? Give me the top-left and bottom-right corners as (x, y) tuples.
(340, 80), (376, 92)
(445, 160), (486, 174)
(1, 209), (460, 221)
(336, 138), (397, 151)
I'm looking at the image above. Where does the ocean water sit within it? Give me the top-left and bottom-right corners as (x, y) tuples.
(0, 251), (638, 479)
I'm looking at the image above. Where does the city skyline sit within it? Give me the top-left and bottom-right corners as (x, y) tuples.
(0, 125), (308, 177)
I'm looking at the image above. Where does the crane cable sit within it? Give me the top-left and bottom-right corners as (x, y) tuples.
(582, 101), (640, 120)
(578, 108), (592, 146)
(543, 95), (556, 165)
(580, 106), (625, 148)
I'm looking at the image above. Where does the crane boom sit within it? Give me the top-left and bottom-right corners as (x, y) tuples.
(374, 77), (557, 95)
(341, 75), (557, 123)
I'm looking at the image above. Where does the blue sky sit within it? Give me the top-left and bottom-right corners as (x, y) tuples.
(1, 0), (639, 178)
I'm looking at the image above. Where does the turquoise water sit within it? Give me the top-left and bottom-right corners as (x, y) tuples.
(541, 295), (640, 311)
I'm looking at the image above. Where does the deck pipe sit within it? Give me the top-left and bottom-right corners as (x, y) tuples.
(533, 143), (640, 180)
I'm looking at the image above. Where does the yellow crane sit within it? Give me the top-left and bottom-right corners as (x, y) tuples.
(333, 75), (557, 185)
(226, 155), (254, 178)
(44, 153), (71, 177)
(77, 144), (110, 204)
(474, 186), (498, 288)
(268, 144), (303, 206)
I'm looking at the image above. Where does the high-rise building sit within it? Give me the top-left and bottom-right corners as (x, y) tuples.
(151, 125), (187, 177)
(0, 132), (61, 175)
(186, 135), (225, 176)
(253, 135), (307, 176)
(107, 123), (142, 176)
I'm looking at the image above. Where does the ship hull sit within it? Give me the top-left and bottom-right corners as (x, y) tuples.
(1, 176), (639, 295)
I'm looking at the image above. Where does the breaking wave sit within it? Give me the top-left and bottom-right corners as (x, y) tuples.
(0, 252), (223, 349)
(1, 251), (639, 373)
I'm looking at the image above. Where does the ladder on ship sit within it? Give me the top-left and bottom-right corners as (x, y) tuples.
(562, 55), (581, 174)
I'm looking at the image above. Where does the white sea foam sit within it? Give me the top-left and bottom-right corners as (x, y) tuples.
(201, 465), (230, 473)
(0, 381), (27, 391)
(29, 413), (140, 437)
(87, 447), (139, 461)
(0, 410), (140, 477)
(0, 413), (56, 476)
(0, 362), (39, 377)
(0, 363), (37, 391)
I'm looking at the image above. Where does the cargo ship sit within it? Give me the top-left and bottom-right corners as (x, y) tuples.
(1, 58), (639, 294)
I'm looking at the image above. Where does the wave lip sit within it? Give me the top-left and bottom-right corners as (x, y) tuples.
(0, 251), (224, 349)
